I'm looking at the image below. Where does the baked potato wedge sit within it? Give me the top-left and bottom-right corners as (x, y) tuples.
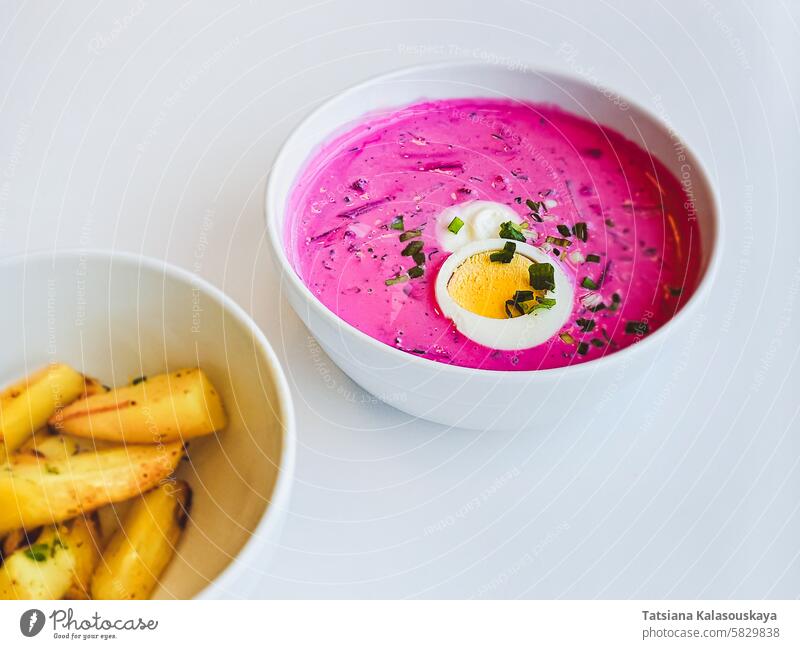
(0, 443), (184, 535)
(63, 514), (101, 599)
(50, 368), (227, 443)
(91, 480), (191, 600)
(0, 363), (85, 455)
(17, 429), (81, 462)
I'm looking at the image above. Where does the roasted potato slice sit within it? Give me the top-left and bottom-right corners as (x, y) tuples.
(0, 443), (184, 535)
(0, 363), (85, 455)
(91, 480), (191, 600)
(63, 514), (101, 599)
(81, 376), (110, 398)
(0, 523), (77, 599)
(50, 368), (227, 444)
(17, 429), (81, 462)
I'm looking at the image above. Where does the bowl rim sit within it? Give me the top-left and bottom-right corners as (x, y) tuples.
(0, 247), (296, 598)
(264, 60), (722, 377)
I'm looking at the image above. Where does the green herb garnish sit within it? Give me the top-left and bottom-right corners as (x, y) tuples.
(559, 332), (575, 345)
(447, 216), (464, 234)
(590, 338), (604, 348)
(408, 266), (425, 279)
(399, 229), (422, 242)
(390, 215), (405, 230)
(576, 318), (595, 332)
(504, 290), (556, 318)
(499, 221), (527, 242)
(585, 254), (601, 263)
(401, 240), (423, 257)
(557, 224), (571, 238)
(581, 277), (598, 290)
(528, 262), (556, 292)
(385, 274), (409, 286)
(131, 375), (147, 385)
(625, 321), (649, 335)
(668, 286), (682, 296)
(412, 251), (426, 266)
(525, 199), (547, 218)
(572, 222), (588, 242)
(24, 544), (50, 562)
(587, 302), (606, 312)
(489, 241), (517, 263)
(545, 235), (571, 248)
(577, 342), (589, 355)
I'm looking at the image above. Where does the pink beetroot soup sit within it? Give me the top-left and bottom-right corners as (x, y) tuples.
(285, 99), (701, 371)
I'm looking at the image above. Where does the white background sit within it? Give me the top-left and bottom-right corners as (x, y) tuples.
(1, 0), (798, 598)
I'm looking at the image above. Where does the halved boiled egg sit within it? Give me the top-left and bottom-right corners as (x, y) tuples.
(434, 239), (574, 351)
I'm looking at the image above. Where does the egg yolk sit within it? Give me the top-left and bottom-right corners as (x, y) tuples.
(446, 251), (536, 319)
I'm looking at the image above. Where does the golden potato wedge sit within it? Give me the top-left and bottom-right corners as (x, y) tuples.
(91, 480), (191, 600)
(0, 524), (75, 599)
(0, 443), (184, 535)
(0, 363), (85, 454)
(17, 429), (81, 462)
(81, 375), (110, 398)
(63, 514), (101, 599)
(51, 368), (227, 444)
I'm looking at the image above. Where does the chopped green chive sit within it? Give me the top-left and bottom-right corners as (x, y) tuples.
(559, 332), (575, 345)
(625, 321), (649, 335)
(24, 544), (50, 562)
(609, 292), (622, 312)
(447, 216), (464, 234)
(669, 286), (683, 296)
(385, 274), (409, 286)
(528, 262), (556, 291)
(401, 240), (423, 257)
(408, 266), (425, 279)
(585, 254), (601, 263)
(534, 297), (557, 310)
(399, 229), (422, 242)
(489, 241), (517, 263)
(577, 342), (589, 355)
(504, 290), (556, 318)
(557, 224), (571, 238)
(498, 221), (527, 242)
(587, 302), (606, 312)
(525, 199), (547, 217)
(390, 215), (405, 230)
(545, 235), (572, 248)
(512, 290), (535, 303)
(412, 251), (426, 266)
(590, 338), (605, 348)
(576, 318), (595, 332)
(572, 222), (588, 242)
(581, 277), (598, 290)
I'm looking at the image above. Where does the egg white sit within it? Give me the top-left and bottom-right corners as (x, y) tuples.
(435, 239), (574, 351)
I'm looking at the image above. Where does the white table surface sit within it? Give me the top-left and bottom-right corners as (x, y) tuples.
(2, 0), (798, 598)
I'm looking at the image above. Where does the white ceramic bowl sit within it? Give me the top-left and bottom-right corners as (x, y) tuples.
(266, 62), (720, 431)
(0, 250), (295, 598)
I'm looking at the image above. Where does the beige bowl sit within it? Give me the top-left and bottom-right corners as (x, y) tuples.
(0, 250), (295, 599)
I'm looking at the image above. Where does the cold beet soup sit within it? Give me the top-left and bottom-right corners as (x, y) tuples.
(284, 98), (700, 371)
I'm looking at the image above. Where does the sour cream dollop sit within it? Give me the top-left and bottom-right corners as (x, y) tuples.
(435, 200), (531, 252)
